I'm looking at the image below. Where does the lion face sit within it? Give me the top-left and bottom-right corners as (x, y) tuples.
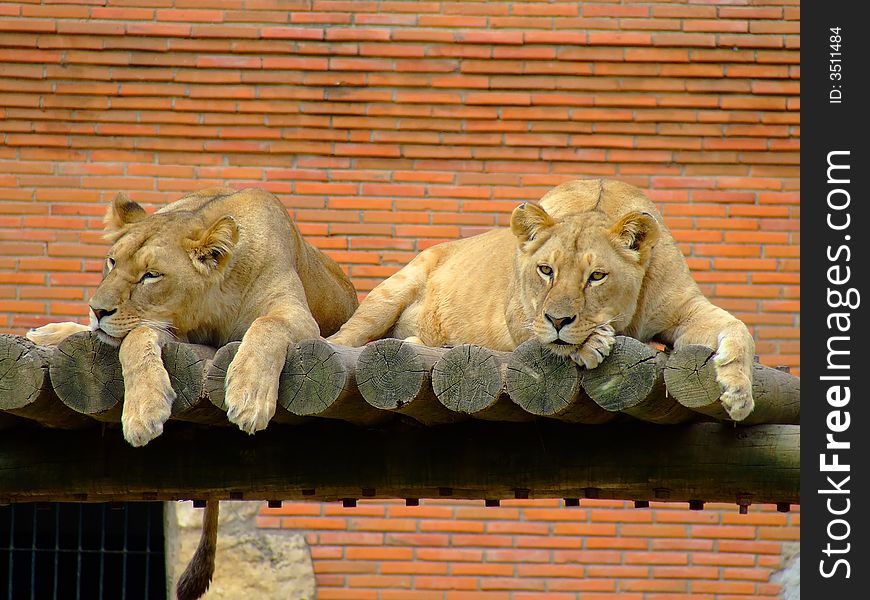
(510, 203), (660, 358)
(88, 194), (238, 346)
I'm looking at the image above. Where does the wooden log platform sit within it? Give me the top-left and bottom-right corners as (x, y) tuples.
(0, 420), (799, 506)
(0, 333), (800, 431)
(0, 332), (802, 506)
(664, 345), (800, 425)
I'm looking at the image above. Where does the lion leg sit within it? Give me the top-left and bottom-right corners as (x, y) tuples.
(26, 321), (90, 346)
(668, 301), (755, 421)
(224, 302), (319, 434)
(118, 326), (177, 447)
(327, 255), (430, 347)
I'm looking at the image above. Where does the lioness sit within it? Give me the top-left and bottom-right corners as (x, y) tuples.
(27, 186), (359, 599)
(329, 179), (755, 421)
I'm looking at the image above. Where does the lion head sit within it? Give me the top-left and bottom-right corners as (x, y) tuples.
(88, 193), (239, 346)
(509, 202), (660, 359)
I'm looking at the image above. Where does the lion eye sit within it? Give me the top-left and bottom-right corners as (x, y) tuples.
(537, 265), (554, 277)
(105, 257), (115, 272)
(139, 271), (162, 284)
(588, 271), (607, 283)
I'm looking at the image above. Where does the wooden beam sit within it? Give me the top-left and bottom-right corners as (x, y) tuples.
(1, 334), (800, 429)
(50, 331), (125, 421)
(0, 421), (799, 505)
(664, 345), (800, 425)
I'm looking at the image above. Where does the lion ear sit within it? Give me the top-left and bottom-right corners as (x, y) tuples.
(609, 211), (660, 264)
(104, 192), (147, 233)
(184, 215), (239, 275)
(510, 202), (555, 249)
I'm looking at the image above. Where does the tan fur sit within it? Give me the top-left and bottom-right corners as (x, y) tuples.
(330, 179), (755, 421)
(27, 187), (359, 445)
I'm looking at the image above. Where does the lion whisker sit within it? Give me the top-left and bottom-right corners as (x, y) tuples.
(141, 319), (179, 341)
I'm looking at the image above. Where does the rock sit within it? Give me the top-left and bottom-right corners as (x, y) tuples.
(166, 501), (316, 599)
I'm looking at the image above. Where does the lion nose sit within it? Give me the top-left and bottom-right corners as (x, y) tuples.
(545, 314), (576, 332)
(90, 306), (117, 322)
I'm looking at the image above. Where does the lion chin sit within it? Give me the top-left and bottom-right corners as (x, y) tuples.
(93, 328), (124, 347)
(544, 338), (581, 356)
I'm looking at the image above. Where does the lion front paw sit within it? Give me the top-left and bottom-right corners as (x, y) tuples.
(571, 323), (616, 370)
(121, 370), (176, 447)
(26, 322), (90, 346)
(712, 334), (755, 421)
(713, 346), (754, 421)
(719, 381), (754, 422)
(224, 346), (279, 434)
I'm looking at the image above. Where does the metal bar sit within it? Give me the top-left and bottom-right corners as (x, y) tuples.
(7, 505), (14, 600)
(143, 505), (151, 600)
(121, 506), (128, 600)
(30, 507), (36, 600)
(52, 505), (60, 600)
(98, 505), (106, 600)
(75, 504), (82, 600)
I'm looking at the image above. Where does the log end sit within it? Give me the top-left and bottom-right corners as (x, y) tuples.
(505, 339), (580, 416)
(162, 341), (211, 414)
(356, 338), (427, 411)
(663, 345), (723, 410)
(0, 334), (49, 411)
(50, 331), (124, 417)
(432, 344), (504, 415)
(279, 338), (351, 416)
(580, 336), (658, 412)
(204, 341), (241, 413)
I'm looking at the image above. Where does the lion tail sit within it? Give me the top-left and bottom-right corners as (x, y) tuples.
(176, 500), (220, 600)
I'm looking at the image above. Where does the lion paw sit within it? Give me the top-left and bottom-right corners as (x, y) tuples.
(571, 324), (616, 370)
(121, 370), (176, 447)
(714, 349), (754, 422)
(26, 322), (90, 346)
(718, 379), (754, 421)
(224, 347), (279, 434)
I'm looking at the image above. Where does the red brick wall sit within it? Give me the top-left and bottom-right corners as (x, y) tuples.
(259, 499), (799, 599)
(2, 1), (800, 597)
(0, 0), (799, 370)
